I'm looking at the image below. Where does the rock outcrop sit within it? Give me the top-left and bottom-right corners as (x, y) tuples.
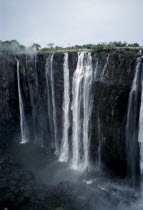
(0, 49), (141, 177)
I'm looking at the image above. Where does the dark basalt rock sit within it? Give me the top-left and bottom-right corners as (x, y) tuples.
(0, 54), (19, 143)
(0, 49), (141, 178)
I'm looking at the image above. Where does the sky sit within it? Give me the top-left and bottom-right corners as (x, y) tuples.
(0, 0), (143, 47)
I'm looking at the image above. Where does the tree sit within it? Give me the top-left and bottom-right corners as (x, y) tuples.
(29, 43), (41, 51)
(47, 43), (54, 49)
(128, 43), (139, 47)
(0, 40), (23, 53)
(55, 46), (63, 50)
(19, 44), (26, 51)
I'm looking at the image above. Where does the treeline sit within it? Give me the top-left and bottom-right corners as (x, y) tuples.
(0, 40), (41, 54)
(0, 40), (141, 54)
(73, 41), (140, 50)
(39, 41), (141, 51)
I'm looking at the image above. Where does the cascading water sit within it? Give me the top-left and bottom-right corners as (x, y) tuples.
(59, 53), (70, 162)
(71, 52), (85, 169)
(101, 54), (109, 79)
(45, 54), (58, 154)
(71, 52), (93, 170)
(126, 57), (142, 185)
(15, 58), (28, 144)
(82, 53), (93, 170)
(138, 57), (143, 174)
(97, 110), (102, 170)
(45, 56), (54, 146)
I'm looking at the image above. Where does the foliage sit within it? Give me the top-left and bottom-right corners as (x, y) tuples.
(128, 43), (140, 47)
(0, 40), (142, 54)
(0, 40), (26, 54)
(28, 43), (41, 51)
(47, 43), (54, 48)
(40, 47), (49, 52)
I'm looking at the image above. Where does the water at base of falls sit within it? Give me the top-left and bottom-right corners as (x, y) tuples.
(12, 143), (140, 210)
(15, 58), (28, 144)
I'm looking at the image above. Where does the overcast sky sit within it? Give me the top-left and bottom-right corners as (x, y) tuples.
(0, 0), (143, 47)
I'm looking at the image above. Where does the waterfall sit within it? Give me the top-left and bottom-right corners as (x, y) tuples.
(71, 52), (85, 170)
(126, 57), (142, 184)
(101, 54), (109, 79)
(15, 58), (28, 144)
(45, 54), (58, 154)
(97, 111), (102, 169)
(71, 52), (93, 170)
(82, 53), (93, 169)
(33, 54), (43, 145)
(59, 53), (70, 162)
(138, 58), (143, 174)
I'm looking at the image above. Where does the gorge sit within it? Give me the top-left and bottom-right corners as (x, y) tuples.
(0, 49), (143, 209)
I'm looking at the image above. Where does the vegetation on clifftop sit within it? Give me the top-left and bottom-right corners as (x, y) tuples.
(0, 40), (142, 54)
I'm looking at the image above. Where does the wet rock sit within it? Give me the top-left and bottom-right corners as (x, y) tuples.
(0, 49), (141, 178)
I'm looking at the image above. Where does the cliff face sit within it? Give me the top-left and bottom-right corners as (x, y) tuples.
(91, 50), (140, 177)
(0, 54), (19, 142)
(0, 50), (141, 177)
